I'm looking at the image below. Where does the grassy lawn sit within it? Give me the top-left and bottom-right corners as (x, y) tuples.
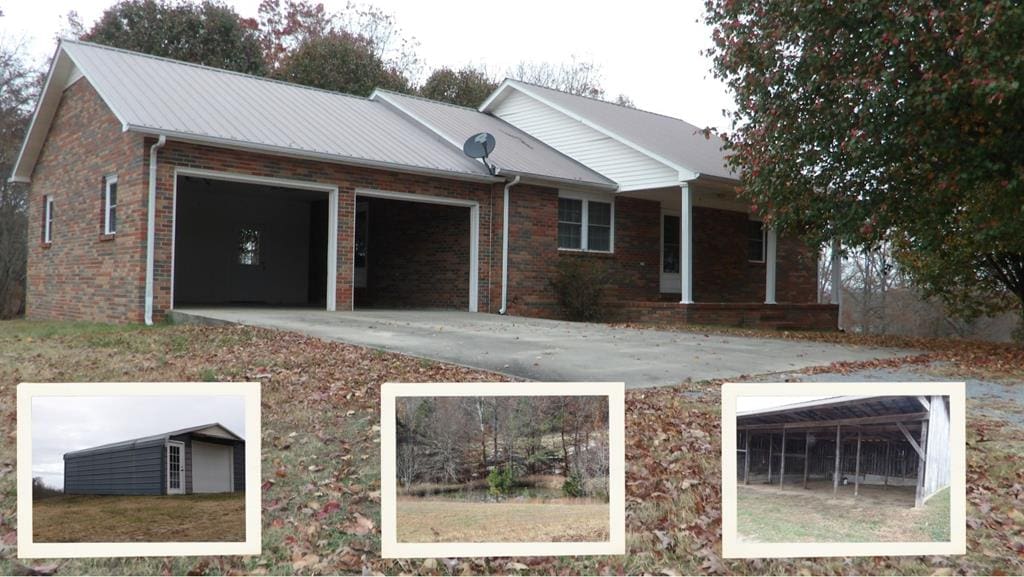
(737, 484), (950, 543)
(396, 499), (609, 543)
(34, 494), (244, 543)
(0, 319), (1021, 575)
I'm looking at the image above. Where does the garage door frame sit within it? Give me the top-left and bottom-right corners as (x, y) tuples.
(171, 167), (340, 311)
(191, 440), (234, 493)
(353, 188), (479, 312)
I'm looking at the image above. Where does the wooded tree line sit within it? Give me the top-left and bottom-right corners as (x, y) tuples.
(0, 0), (632, 318)
(395, 396), (609, 493)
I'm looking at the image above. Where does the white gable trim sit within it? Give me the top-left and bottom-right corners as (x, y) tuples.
(481, 80), (697, 181)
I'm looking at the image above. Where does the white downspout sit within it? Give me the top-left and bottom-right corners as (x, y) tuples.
(499, 175), (520, 315)
(144, 135), (167, 326)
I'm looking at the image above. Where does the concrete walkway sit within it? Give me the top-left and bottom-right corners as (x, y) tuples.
(175, 308), (914, 389)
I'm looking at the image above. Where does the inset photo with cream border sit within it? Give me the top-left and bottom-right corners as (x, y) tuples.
(721, 381), (967, 559)
(380, 382), (625, 559)
(17, 382), (262, 558)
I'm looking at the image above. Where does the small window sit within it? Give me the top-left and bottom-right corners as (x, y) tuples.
(103, 175), (118, 235)
(557, 195), (614, 252)
(237, 227), (262, 265)
(43, 196), (54, 243)
(747, 220), (765, 262)
(558, 198), (583, 250)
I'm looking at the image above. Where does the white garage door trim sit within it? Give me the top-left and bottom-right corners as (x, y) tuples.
(191, 440), (234, 493)
(354, 188), (480, 313)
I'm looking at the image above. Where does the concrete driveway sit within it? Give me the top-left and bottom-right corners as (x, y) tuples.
(175, 308), (912, 389)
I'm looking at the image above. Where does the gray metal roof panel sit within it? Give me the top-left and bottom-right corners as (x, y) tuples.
(500, 79), (735, 180)
(60, 40), (492, 178)
(64, 422), (244, 458)
(373, 90), (616, 188)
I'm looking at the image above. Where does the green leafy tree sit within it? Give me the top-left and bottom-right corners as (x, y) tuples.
(83, 0), (266, 75)
(419, 66), (497, 107)
(274, 31), (410, 96)
(704, 1), (1024, 335)
(486, 464), (515, 496)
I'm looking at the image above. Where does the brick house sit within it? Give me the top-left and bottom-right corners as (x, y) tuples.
(11, 40), (837, 329)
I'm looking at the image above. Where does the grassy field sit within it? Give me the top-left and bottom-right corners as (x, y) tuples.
(0, 319), (1021, 576)
(33, 494), (245, 542)
(396, 498), (609, 542)
(737, 484), (950, 543)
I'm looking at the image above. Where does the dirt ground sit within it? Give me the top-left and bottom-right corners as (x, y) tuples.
(737, 482), (950, 543)
(396, 498), (610, 543)
(33, 493), (246, 542)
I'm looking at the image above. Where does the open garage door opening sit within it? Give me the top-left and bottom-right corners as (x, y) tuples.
(354, 191), (479, 312)
(173, 174), (334, 309)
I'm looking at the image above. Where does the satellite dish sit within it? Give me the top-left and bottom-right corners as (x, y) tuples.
(463, 132), (497, 175)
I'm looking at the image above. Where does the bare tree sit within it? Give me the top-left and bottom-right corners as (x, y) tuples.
(0, 34), (40, 318)
(507, 56), (606, 99)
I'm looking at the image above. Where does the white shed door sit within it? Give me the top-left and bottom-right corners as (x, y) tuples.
(192, 441), (233, 493)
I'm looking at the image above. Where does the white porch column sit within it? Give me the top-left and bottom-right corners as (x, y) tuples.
(680, 183), (693, 304)
(830, 239), (842, 305)
(765, 227), (777, 304)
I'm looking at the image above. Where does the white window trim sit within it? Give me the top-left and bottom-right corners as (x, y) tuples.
(43, 196), (53, 243)
(557, 190), (615, 254)
(103, 174), (118, 235)
(748, 218), (767, 263)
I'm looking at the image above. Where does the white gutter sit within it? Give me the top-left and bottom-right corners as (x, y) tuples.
(499, 175), (521, 315)
(144, 135), (167, 326)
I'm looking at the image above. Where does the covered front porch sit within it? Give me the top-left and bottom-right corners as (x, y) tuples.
(611, 177), (838, 330)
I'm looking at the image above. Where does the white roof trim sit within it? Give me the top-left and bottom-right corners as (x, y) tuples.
(481, 79), (697, 181)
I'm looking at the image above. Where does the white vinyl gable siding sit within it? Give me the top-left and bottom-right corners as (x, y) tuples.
(491, 90), (679, 191)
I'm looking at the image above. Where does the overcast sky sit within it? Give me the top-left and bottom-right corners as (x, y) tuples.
(31, 395), (245, 490)
(1, 0), (735, 131)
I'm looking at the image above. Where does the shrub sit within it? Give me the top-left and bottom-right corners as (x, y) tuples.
(549, 258), (609, 322)
(487, 464), (515, 496)
(562, 470), (585, 497)
(32, 477), (62, 500)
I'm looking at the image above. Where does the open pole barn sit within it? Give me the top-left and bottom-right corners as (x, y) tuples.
(63, 423), (245, 495)
(736, 396), (951, 507)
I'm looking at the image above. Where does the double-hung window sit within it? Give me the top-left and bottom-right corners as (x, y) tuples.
(103, 175), (118, 235)
(43, 196), (54, 244)
(557, 194), (613, 252)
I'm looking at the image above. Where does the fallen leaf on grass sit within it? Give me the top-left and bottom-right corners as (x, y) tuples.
(342, 512), (374, 535)
(505, 561), (529, 571)
(10, 563), (59, 576)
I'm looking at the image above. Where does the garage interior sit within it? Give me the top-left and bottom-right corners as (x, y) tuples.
(174, 176), (329, 308)
(354, 196), (471, 310)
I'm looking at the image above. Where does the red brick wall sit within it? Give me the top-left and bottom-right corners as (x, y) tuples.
(359, 197), (470, 309)
(25, 79), (146, 322)
(150, 140), (499, 319)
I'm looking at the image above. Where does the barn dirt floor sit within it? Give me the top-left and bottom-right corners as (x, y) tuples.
(32, 493), (245, 542)
(737, 482), (950, 543)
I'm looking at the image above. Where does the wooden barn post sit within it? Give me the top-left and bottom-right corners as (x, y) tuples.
(854, 428), (862, 497)
(779, 428), (787, 489)
(883, 440), (890, 488)
(767, 432), (773, 485)
(802, 430), (810, 489)
(915, 420), (929, 508)
(833, 424), (842, 497)
(744, 429), (751, 485)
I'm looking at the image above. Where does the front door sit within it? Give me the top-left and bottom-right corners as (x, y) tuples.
(660, 212), (681, 293)
(167, 441), (185, 495)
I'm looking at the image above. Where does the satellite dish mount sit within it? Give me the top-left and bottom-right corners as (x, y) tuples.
(462, 132), (497, 175)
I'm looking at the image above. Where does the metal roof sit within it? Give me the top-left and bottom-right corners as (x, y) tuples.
(483, 79), (736, 181)
(737, 396), (929, 427)
(15, 40), (499, 183)
(371, 89), (616, 189)
(64, 422), (244, 458)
